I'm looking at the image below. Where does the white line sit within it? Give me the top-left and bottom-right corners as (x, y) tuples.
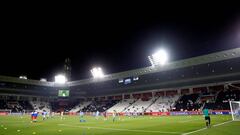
(58, 124), (181, 134)
(213, 120), (233, 127)
(182, 127), (207, 135)
(182, 121), (233, 135)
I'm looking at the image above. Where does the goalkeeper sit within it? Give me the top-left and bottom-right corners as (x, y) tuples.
(203, 108), (211, 128)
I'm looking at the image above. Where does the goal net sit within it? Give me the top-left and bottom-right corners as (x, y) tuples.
(229, 101), (240, 121)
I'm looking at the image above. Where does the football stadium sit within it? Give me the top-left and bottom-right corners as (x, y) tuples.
(1, 6), (240, 135)
(0, 48), (240, 135)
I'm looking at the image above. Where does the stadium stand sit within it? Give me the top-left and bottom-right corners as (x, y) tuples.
(64, 101), (81, 112)
(0, 85), (240, 113)
(146, 95), (180, 112)
(69, 101), (92, 113)
(7, 101), (22, 112)
(175, 94), (201, 111)
(50, 100), (81, 112)
(82, 99), (118, 112)
(0, 99), (33, 113)
(30, 101), (51, 112)
(107, 99), (136, 113)
(124, 98), (156, 113)
(18, 100), (33, 111)
(204, 88), (240, 110)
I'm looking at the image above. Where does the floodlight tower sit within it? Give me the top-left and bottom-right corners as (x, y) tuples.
(148, 49), (169, 67)
(54, 74), (67, 84)
(64, 58), (71, 81)
(91, 67), (104, 78)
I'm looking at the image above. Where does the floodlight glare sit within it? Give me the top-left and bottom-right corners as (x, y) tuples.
(19, 76), (27, 79)
(148, 49), (168, 66)
(54, 74), (67, 84)
(91, 67), (104, 78)
(40, 78), (47, 82)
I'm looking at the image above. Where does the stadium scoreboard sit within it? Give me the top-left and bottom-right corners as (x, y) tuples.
(58, 90), (70, 97)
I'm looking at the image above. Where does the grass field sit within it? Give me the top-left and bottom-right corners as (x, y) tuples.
(0, 115), (239, 135)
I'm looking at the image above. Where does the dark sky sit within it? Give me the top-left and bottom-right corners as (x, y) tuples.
(0, 5), (240, 81)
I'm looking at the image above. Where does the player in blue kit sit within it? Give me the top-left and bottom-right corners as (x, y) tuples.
(79, 111), (86, 122)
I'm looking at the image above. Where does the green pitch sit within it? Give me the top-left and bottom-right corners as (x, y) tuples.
(0, 115), (239, 135)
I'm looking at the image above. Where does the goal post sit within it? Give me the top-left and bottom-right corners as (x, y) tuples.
(229, 101), (240, 121)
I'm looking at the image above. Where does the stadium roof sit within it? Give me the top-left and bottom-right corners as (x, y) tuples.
(69, 47), (240, 86)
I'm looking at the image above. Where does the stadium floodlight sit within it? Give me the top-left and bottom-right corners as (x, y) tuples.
(54, 74), (67, 84)
(40, 78), (47, 82)
(91, 67), (104, 78)
(19, 76), (27, 79)
(148, 49), (168, 66)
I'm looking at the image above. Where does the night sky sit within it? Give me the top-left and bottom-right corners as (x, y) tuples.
(0, 5), (239, 81)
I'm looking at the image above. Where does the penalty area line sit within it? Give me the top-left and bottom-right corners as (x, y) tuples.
(182, 120), (233, 135)
(58, 124), (181, 134)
